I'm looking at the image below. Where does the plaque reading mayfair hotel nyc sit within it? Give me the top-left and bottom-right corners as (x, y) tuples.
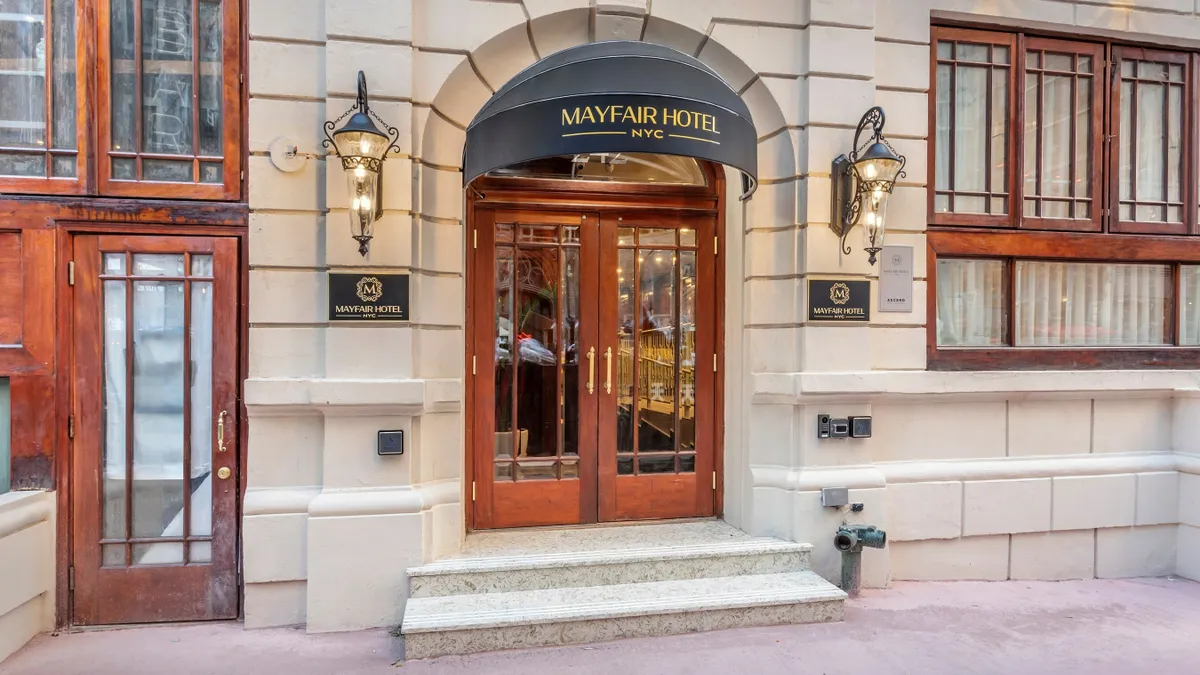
(328, 273), (409, 321)
(807, 279), (870, 322)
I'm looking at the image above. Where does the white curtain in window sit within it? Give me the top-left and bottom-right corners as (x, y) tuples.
(1015, 261), (1169, 346)
(1181, 266), (1200, 345)
(936, 258), (1006, 346)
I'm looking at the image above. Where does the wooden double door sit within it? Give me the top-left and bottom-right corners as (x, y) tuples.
(470, 208), (719, 528)
(71, 234), (240, 624)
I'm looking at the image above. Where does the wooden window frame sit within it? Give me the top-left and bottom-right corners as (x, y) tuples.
(0, 0), (91, 196)
(928, 27), (1019, 229)
(928, 26), (1200, 370)
(96, 0), (242, 200)
(927, 228), (1200, 370)
(0, 0), (242, 200)
(1108, 46), (1193, 236)
(1019, 36), (1106, 234)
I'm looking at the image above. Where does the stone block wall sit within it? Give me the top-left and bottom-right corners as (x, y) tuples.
(244, 0), (1200, 632)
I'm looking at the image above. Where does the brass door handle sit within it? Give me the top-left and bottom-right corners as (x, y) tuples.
(604, 347), (612, 395)
(217, 411), (227, 453)
(587, 347), (596, 394)
(216, 467), (232, 480)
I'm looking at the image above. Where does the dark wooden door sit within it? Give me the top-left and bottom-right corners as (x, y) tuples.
(597, 213), (717, 521)
(71, 234), (240, 624)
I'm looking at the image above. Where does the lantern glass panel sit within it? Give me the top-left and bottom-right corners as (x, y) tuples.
(346, 164), (380, 240)
(861, 188), (890, 250)
(334, 126), (390, 162)
(855, 154), (903, 185)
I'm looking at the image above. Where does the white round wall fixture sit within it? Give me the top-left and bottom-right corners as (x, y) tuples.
(269, 136), (307, 173)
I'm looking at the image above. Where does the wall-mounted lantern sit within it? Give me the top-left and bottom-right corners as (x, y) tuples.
(324, 71), (401, 256)
(830, 106), (906, 266)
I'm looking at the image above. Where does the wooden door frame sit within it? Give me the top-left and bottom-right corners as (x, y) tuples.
(0, 196), (248, 629)
(464, 163), (726, 531)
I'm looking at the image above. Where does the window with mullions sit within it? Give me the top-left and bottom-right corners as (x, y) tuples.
(100, 0), (240, 199)
(0, 0), (84, 192)
(929, 26), (1200, 369)
(0, 0), (240, 199)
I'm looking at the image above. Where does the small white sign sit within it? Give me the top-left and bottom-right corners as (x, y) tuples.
(879, 245), (913, 313)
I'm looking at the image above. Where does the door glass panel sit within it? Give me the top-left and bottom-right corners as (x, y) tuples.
(616, 248), (635, 466)
(638, 249), (676, 455)
(493, 222), (582, 482)
(100, 249), (218, 567)
(514, 248), (557, 460)
(102, 279), (127, 540)
(561, 247), (580, 458)
(614, 227), (697, 477)
(679, 251), (697, 461)
(133, 541), (183, 565)
(494, 247), (514, 467)
(189, 281), (213, 537)
(189, 540), (211, 563)
(133, 253), (184, 276)
(131, 279), (185, 539)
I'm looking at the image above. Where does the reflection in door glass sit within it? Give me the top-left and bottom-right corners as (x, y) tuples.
(131, 281), (186, 560)
(492, 223), (582, 481)
(102, 280), (128, 546)
(515, 247), (558, 461)
(679, 251), (697, 454)
(494, 247), (514, 465)
(637, 249), (676, 454)
(99, 251), (217, 567)
(614, 226), (698, 476)
(189, 281), (213, 538)
(616, 249), (635, 459)
(562, 247), (580, 458)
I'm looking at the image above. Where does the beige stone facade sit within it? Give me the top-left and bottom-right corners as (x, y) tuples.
(243, 0), (1200, 633)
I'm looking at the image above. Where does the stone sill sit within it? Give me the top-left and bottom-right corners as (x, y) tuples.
(753, 370), (1200, 403)
(244, 377), (462, 414)
(0, 490), (52, 540)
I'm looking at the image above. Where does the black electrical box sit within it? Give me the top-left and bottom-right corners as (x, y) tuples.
(378, 430), (404, 456)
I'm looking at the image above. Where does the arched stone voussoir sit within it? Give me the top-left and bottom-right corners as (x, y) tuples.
(426, 56), (491, 131)
(471, 22), (540, 92)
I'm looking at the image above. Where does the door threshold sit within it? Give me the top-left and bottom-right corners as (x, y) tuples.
(63, 619), (241, 634)
(469, 516), (720, 535)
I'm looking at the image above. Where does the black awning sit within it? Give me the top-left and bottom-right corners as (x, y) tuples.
(464, 41), (758, 198)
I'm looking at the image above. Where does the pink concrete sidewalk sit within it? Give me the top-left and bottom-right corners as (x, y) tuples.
(3, 577), (1199, 675)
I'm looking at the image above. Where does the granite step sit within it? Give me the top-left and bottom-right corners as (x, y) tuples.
(407, 536), (811, 598)
(400, 570), (845, 659)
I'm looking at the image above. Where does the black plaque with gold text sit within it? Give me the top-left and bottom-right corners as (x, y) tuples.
(329, 273), (409, 321)
(807, 279), (870, 322)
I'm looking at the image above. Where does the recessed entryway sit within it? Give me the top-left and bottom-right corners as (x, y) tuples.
(466, 156), (724, 529)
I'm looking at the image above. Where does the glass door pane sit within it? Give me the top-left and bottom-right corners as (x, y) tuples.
(492, 222), (582, 482)
(99, 251), (216, 566)
(615, 225), (697, 476)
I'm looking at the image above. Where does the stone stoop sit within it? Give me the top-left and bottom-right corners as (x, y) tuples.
(399, 521), (846, 659)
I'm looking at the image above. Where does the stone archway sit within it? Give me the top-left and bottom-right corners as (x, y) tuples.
(409, 3), (800, 558)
